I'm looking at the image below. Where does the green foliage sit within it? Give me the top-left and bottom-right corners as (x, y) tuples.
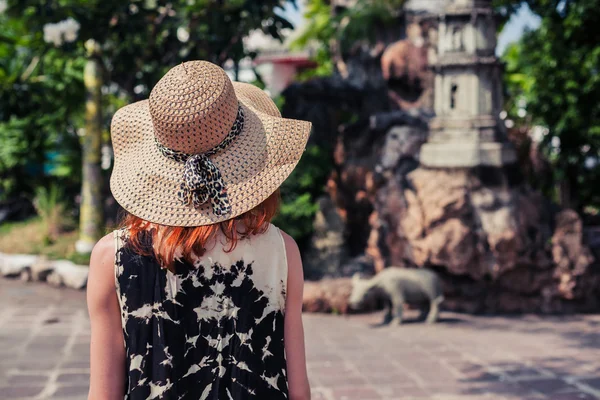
(0, 1), (295, 203)
(6, 0), (295, 99)
(502, 0), (600, 210)
(274, 145), (333, 243)
(292, 0), (405, 79)
(290, 0), (335, 78)
(276, 193), (319, 239)
(0, 217), (88, 263)
(33, 184), (68, 244)
(0, 15), (85, 200)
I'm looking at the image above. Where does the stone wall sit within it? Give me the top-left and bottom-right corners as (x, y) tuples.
(304, 131), (600, 314)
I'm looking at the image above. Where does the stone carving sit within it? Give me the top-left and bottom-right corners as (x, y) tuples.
(448, 25), (464, 52)
(427, 25), (439, 65)
(381, 23), (426, 82)
(405, 0), (447, 13)
(348, 267), (444, 324)
(379, 125), (428, 169)
(420, 0), (516, 167)
(380, 22), (432, 109)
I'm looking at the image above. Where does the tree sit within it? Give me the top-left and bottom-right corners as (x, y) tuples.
(0, 14), (85, 202)
(502, 0), (600, 211)
(292, 0), (406, 78)
(6, 1), (295, 100)
(1, 1), (296, 247)
(77, 40), (104, 253)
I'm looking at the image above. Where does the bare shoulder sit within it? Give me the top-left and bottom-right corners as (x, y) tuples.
(278, 229), (299, 257)
(90, 232), (116, 266)
(86, 232), (120, 316)
(277, 228), (303, 277)
(88, 232), (117, 290)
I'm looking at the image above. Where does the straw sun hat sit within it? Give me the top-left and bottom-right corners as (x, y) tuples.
(110, 61), (312, 227)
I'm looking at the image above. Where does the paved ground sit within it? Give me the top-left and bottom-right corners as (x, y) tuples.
(1, 279), (599, 400)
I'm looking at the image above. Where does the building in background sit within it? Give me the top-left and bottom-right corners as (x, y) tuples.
(226, 28), (316, 97)
(419, 0), (516, 167)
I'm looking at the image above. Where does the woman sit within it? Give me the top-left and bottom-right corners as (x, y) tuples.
(86, 61), (312, 400)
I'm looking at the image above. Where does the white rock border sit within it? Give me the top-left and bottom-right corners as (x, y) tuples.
(0, 252), (88, 290)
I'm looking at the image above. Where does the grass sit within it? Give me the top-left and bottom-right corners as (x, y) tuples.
(0, 218), (91, 265)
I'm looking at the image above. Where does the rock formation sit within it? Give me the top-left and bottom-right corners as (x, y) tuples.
(381, 22), (432, 110)
(368, 167), (599, 313)
(0, 253), (88, 289)
(316, 104), (600, 314)
(286, 2), (600, 314)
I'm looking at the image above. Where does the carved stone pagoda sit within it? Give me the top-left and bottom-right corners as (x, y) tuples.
(419, 0), (516, 167)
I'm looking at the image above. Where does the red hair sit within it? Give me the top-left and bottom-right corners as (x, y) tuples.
(121, 190), (280, 272)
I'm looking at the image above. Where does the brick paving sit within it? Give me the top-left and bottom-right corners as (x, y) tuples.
(1, 278), (599, 400)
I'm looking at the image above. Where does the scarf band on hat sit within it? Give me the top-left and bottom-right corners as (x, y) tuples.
(155, 105), (245, 216)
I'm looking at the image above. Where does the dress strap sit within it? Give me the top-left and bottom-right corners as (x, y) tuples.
(113, 228), (126, 283)
(113, 228), (128, 333)
(274, 226), (288, 287)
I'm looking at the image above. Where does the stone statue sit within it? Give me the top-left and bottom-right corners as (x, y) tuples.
(380, 22), (434, 110)
(379, 125), (428, 169)
(381, 23), (426, 82)
(348, 267), (444, 325)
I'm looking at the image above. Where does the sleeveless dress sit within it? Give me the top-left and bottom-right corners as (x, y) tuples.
(113, 224), (289, 400)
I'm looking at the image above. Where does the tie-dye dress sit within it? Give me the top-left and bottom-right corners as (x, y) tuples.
(113, 224), (289, 399)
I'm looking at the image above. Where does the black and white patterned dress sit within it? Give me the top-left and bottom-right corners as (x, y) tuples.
(113, 225), (289, 399)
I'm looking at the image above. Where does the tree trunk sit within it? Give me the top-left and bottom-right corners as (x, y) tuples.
(559, 163), (578, 211)
(76, 40), (104, 254)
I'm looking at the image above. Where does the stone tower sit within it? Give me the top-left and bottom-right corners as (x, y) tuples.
(419, 0), (516, 167)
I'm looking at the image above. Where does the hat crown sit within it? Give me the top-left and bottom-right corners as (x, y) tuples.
(149, 61), (238, 154)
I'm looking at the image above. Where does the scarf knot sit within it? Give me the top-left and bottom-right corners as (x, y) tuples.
(155, 105), (244, 216)
(178, 154), (229, 215)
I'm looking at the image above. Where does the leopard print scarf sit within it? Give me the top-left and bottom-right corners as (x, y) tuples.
(155, 105), (245, 216)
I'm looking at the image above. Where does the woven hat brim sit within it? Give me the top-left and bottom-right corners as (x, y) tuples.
(110, 87), (311, 227)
